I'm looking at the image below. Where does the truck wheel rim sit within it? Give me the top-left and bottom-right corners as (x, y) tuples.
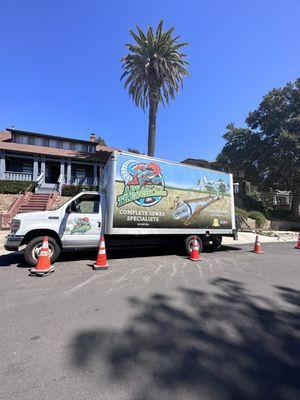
(32, 243), (54, 261)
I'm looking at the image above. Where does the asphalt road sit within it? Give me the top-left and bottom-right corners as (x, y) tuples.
(0, 243), (300, 400)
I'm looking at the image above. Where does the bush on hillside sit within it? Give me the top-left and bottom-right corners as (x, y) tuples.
(0, 180), (35, 194)
(248, 210), (266, 228)
(62, 184), (98, 197)
(235, 207), (248, 220)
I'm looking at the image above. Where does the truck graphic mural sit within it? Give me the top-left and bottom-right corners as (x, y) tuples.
(113, 153), (233, 229)
(116, 159), (168, 207)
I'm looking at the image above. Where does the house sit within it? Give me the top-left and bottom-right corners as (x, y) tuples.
(181, 158), (225, 172)
(0, 128), (116, 191)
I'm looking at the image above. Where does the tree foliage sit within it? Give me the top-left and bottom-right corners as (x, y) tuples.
(97, 136), (107, 146)
(127, 148), (141, 154)
(218, 78), (300, 217)
(121, 20), (189, 156)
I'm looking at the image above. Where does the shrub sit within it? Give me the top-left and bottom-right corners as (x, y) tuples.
(62, 184), (98, 197)
(0, 180), (35, 194)
(235, 207), (248, 220)
(248, 210), (266, 228)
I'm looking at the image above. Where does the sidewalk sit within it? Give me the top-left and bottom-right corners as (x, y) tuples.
(0, 230), (9, 255)
(223, 231), (298, 245)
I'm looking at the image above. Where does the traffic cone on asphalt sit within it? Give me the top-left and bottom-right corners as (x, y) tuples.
(29, 236), (55, 276)
(93, 235), (109, 270)
(189, 236), (202, 261)
(295, 233), (300, 250)
(252, 235), (264, 254)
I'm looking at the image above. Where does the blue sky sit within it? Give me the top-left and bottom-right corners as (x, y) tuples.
(0, 0), (299, 162)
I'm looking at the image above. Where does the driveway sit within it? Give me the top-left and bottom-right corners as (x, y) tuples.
(0, 241), (300, 400)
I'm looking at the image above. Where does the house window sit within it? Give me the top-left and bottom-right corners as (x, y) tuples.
(28, 136), (35, 145)
(6, 158), (33, 174)
(43, 138), (50, 147)
(75, 168), (86, 178)
(15, 135), (28, 144)
(69, 142), (76, 150)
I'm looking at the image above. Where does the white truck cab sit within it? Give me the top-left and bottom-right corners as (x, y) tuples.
(5, 191), (102, 266)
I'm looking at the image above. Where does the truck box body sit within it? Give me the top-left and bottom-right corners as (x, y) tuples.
(101, 151), (236, 235)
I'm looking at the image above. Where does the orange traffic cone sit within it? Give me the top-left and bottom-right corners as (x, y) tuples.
(295, 233), (300, 250)
(189, 236), (202, 261)
(252, 234), (264, 254)
(93, 235), (109, 270)
(29, 236), (55, 276)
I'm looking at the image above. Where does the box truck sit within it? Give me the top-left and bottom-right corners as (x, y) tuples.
(5, 151), (237, 266)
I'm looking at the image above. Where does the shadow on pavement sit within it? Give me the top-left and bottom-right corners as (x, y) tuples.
(106, 243), (242, 260)
(69, 278), (300, 400)
(0, 252), (24, 267)
(0, 243), (243, 267)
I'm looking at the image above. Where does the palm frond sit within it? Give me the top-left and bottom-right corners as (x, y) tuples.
(121, 21), (189, 110)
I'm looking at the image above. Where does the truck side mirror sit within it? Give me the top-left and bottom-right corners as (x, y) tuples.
(66, 204), (71, 213)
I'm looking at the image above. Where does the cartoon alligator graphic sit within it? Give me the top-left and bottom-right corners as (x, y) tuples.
(70, 217), (92, 234)
(172, 195), (222, 225)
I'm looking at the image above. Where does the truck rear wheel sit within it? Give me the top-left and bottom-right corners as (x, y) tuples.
(24, 236), (60, 267)
(185, 235), (203, 255)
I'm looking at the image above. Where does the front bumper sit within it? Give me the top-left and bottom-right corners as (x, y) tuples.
(4, 235), (24, 251)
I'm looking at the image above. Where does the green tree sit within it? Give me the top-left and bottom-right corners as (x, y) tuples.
(97, 136), (107, 146)
(218, 78), (300, 217)
(121, 20), (189, 156)
(127, 148), (141, 154)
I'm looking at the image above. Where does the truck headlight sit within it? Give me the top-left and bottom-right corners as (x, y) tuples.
(11, 219), (21, 235)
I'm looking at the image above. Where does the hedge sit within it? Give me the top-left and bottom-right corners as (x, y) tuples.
(248, 211), (266, 228)
(235, 207), (248, 220)
(0, 180), (35, 194)
(62, 184), (98, 197)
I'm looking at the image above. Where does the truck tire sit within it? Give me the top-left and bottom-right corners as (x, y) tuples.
(24, 236), (60, 267)
(185, 235), (203, 255)
(210, 236), (222, 251)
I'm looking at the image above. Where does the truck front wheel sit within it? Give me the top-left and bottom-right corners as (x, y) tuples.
(24, 236), (60, 267)
(184, 235), (203, 255)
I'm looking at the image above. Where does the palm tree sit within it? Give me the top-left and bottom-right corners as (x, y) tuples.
(121, 20), (189, 156)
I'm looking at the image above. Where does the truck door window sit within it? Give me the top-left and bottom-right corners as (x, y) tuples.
(70, 194), (100, 214)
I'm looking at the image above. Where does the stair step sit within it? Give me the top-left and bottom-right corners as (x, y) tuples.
(19, 208), (46, 211)
(20, 204), (46, 207)
(28, 200), (48, 203)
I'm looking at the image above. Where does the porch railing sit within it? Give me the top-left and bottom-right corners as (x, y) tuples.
(4, 171), (33, 181)
(69, 176), (98, 186)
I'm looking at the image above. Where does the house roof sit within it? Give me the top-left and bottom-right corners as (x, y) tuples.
(182, 158), (210, 164)
(6, 128), (98, 146)
(0, 130), (11, 142)
(0, 130), (120, 162)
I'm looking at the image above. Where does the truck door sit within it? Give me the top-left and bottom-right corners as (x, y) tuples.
(61, 193), (101, 248)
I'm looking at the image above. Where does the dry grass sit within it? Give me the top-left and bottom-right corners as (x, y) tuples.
(0, 194), (20, 212)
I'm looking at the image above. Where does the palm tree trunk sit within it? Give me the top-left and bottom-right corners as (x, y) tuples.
(147, 99), (157, 157)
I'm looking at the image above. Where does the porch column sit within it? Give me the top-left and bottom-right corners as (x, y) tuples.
(0, 152), (5, 180)
(33, 156), (39, 180)
(93, 162), (97, 185)
(41, 157), (46, 182)
(60, 159), (65, 183)
(66, 160), (71, 184)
